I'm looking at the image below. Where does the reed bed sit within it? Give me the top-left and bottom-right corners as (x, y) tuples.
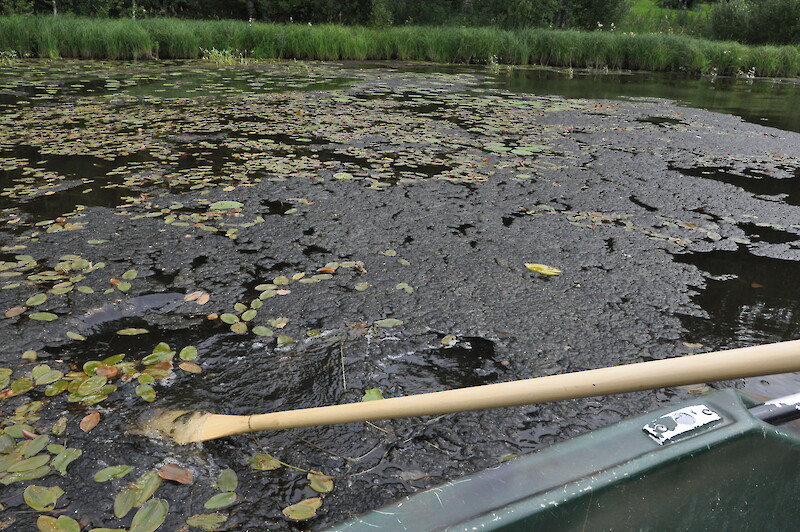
(1, 15), (799, 77)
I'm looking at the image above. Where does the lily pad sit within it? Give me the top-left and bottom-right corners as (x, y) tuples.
(25, 293), (47, 306)
(95, 464), (133, 482)
(375, 318), (403, 328)
(158, 463), (193, 484)
(204, 492), (237, 509)
(114, 486), (140, 519)
(130, 498), (169, 532)
(29, 312), (58, 322)
(24, 484), (64, 511)
(209, 201), (243, 210)
(179, 346), (198, 360)
(282, 497), (322, 521)
(186, 513), (228, 531)
(248, 453), (282, 471)
(252, 326), (273, 337)
(52, 448), (82, 475)
(36, 515), (80, 532)
(362, 388), (384, 401)
(117, 328), (149, 336)
(214, 468), (238, 492)
(307, 471), (334, 493)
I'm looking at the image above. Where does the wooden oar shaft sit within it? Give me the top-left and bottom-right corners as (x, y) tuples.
(241, 339), (800, 434)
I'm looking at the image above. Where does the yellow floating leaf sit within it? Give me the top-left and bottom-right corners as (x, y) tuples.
(524, 263), (562, 276)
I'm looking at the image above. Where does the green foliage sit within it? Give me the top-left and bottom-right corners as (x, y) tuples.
(368, 0), (392, 28)
(708, 0), (800, 45)
(0, 15), (798, 76)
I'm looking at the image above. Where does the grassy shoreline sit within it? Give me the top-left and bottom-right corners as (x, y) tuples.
(1, 15), (799, 76)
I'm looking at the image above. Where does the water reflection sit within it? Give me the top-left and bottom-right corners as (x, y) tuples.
(675, 249), (800, 396)
(491, 68), (800, 134)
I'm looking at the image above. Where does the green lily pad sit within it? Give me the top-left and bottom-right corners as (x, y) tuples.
(136, 384), (156, 402)
(77, 376), (107, 396)
(29, 312), (58, 322)
(362, 388), (384, 401)
(117, 328), (149, 336)
(25, 293), (47, 306)
(11, 376), (33, 394)
(214, 468), (238, 492)
(7, 454), (50, 472)
(209, 201), (243, 210)
(186, 513), (228, 531)
(220, 313), (239, 324)
(114, 486), (140, 519)
(179, 346), (198, 361)
(52, 448), (82, 475)
(95, 464), (133, 482)
(122, 269), (138, 280)
(36, 515), (80, 532)
(282, 497), (322, 521)
(130, 498), (169, 532)
(134, 471), (163, 506)
(22, 435), (50, 457)
(66, 331), (86, 341)
(248, 453), (282, 471)
(204, 492), (237, 510)
(241, 309), (257, 322)
(375, 318), (403, 328)
(24, 484), (64, 511)
(252, 326), (273, 337)
(307, 471), (334, 493)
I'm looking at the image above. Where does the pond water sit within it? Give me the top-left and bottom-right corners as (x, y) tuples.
(0, 60), (798, 530)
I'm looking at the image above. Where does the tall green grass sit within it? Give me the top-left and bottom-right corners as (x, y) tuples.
(1, 16), (799, 77)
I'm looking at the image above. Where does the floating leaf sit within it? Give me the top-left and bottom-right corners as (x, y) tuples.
(4, 306), (26, 318)
(219, 313), (239, 324)
(21, 349), (37, 361)
(95, 465), (133, 482)
(11, 376), (33, 394)
(230, 322), (247, 334)
(122, 269), (138, 280)
(252, 326), (273, 337)
(1, 464), (51, 484)
(248, 453), (282, 471)
(114, 486), (140, 519)
(36, 515), (80, 532)
(66, 331), (86, 341)
(78, 376), (107, 396)
(52, 448), (82, 475)
(158, 463), (193, 484)
(333, 172), (354, 179)
(117, 282), (132, 292)
(282, 497), (322, 521)
(25, 293), (47, 306)
(375, 318), (403, 328)
(130, 498), (169, 532)
(24, 485), (64, 511)
(117, 328), (149, 336)
(7, 454), (50, 472)
(307, 471), (334, 493)
(95, 365), (118, 378)
(270, 317), (288, 328)
(134, 472), (163, 506)
(22, 435), (50, 457)
(77, 286), (94, 294)
(362, 388), (384, 401)
(524, 263), (562, 276)
(204, 492), (237, 510)
(29, 312), (58, 322)
(241, 309), (257, 322)
(80, 412), (100, 432)
(214, 468), (238, 492)
(186, 513), (228, 531)
(136, 384), (156, 402)
(178, 346), (198, 361)
(197, 293), (210, 305)
(179, 362), (202, 373)
(276, 335), (294, 346)
(209, 201), (243, 210)
(382, 249), (397, 256)
(354, 282), (370, 291)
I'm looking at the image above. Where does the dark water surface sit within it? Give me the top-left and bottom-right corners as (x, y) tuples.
(0, 60), (799, 530)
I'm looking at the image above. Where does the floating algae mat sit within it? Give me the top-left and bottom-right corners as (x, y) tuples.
(1, 60), (799, 530)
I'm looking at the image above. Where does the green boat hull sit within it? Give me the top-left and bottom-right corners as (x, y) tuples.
(328, 389), (800, 531)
